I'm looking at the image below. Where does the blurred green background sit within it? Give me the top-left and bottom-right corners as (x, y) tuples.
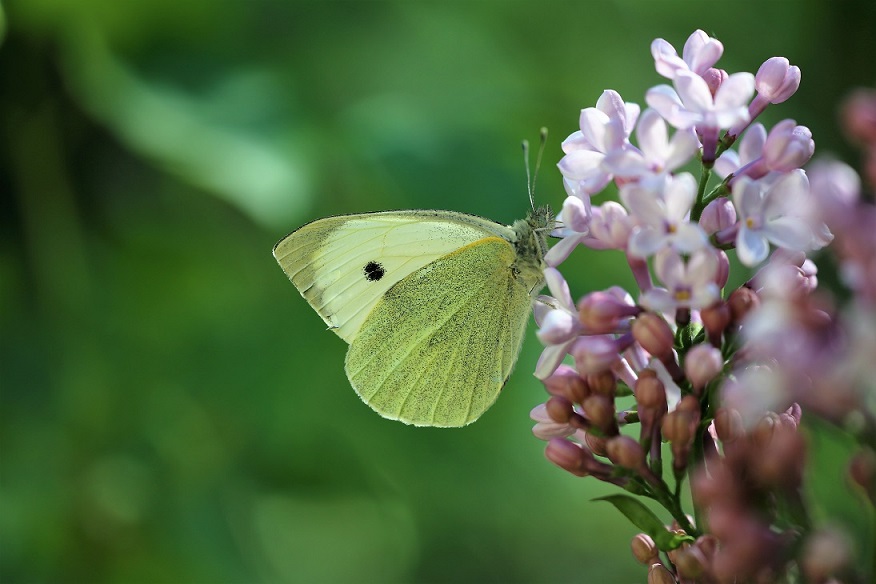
(1, 1), (874, 583)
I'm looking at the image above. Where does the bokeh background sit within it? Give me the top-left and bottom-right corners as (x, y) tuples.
(2, 1), (875, 582)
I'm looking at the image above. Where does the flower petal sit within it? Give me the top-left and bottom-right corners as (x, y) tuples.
(736, 226), (770, 266)
(639, 287), (675, 313)
(762, 217), (812, 251)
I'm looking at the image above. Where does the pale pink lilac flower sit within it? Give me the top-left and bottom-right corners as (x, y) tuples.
(717, 121), (813, 184)
(646, 70), (754, 162)
(604, 108), (700, 184)
(587, 201), (634, 250)
(731, 171), (814, 266)
(651, 29), (724, 80)
(546, 190), (593, 266)
(753, 249), (819, 298)
(621, 172), (708, 257)
(559, 90), (640, 194)
(534, 268), (582, 379)
(639, 248), (721, 313)
(808, 159), (861, 229)
(762, 120), (814, 172)
(714, 123), (767, 179)
(530, 403), (577, 439)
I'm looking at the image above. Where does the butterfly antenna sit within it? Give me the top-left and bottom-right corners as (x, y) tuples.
(522, 138), (535, 211)
(533, 127), (548, 204)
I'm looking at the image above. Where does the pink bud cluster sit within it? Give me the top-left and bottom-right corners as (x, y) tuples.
(531, 29), (876, 583)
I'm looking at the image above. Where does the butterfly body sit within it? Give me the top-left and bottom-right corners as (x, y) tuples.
(273, 207), (551, 427)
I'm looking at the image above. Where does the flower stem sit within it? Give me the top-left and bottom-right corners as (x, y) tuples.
(691, 165), (713, 222)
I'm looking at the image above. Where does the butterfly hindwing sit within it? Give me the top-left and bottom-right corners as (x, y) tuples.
(344, 237), (531, 427)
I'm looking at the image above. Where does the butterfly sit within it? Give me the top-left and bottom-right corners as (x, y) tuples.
(273, 207), (552, 427)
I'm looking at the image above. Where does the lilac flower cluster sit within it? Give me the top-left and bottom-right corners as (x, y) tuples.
(531, 30), (876, 583)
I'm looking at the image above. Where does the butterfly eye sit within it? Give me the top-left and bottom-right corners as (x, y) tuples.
(363, 261), (386, 282)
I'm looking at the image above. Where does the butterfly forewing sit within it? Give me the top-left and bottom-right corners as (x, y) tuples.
(273, 211), (514, 342)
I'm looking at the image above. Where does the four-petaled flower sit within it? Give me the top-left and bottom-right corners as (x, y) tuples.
(639, 248), (721, 313)
(732, 170), (814, 266)
(621, 172), (708, 257)
(558, 90), (640, 194)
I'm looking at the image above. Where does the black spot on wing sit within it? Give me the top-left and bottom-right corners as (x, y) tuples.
(364, 261), (386, 282)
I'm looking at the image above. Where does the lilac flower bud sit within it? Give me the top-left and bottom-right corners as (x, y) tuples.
(673, 547), (705, 579)
(684, 344), (724, 392)
(701, 67), (727, 97)
(545, 395), (574, 423)
(582, 395), (618, 435)
(647, 563), (676, 584)
(578, 290), (639, 333)
(631, 534), (658, 564)
(635, 369), (667, 411)
(632, 313), (675, 360)
(849, 449), (876, 500)
(662, 411), (691, 445)
(542, 365), (590, 403)
(606, 435), (646, 470)
(728, 286), (760, 324)
(699, 196), (737, 235)
(701, 301), (731, 347)
(728, 58), (800, 138)
(714, 408), (743, 443)
(808, 159), (861, 229)
(763, 119), (814, 171)
(583, 431), (608, 456)
(841, 88), (876, 145)
(802, 528), (853, 583)
(545, 439), (592, 477)
(715, 250), (730, 289)
(587, 371), (616, 397)
(755, 57), (801, 104)
(570, 335), (625, 374)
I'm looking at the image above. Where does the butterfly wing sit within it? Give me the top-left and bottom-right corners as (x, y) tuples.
(273, 211), (514, 343)
(344, 237), (532, 427)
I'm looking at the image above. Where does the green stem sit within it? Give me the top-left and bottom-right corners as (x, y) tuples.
(690, 165), (713, 222)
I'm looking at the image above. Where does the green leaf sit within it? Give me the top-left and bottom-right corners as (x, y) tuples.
(593, 494), (694, 551)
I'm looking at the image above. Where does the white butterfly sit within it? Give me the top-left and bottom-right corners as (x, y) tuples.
(273, 207), (552, 427)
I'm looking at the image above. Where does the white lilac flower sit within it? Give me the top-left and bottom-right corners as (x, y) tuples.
(604, 108), (700, 184)
(732, 171), (814, 266)
(651, 29), (724, 80)
(534, 268), (582, 379)
(621, 172), (708, 257)
(558, 90), (640, 194)
(639, 248), (721, 313)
